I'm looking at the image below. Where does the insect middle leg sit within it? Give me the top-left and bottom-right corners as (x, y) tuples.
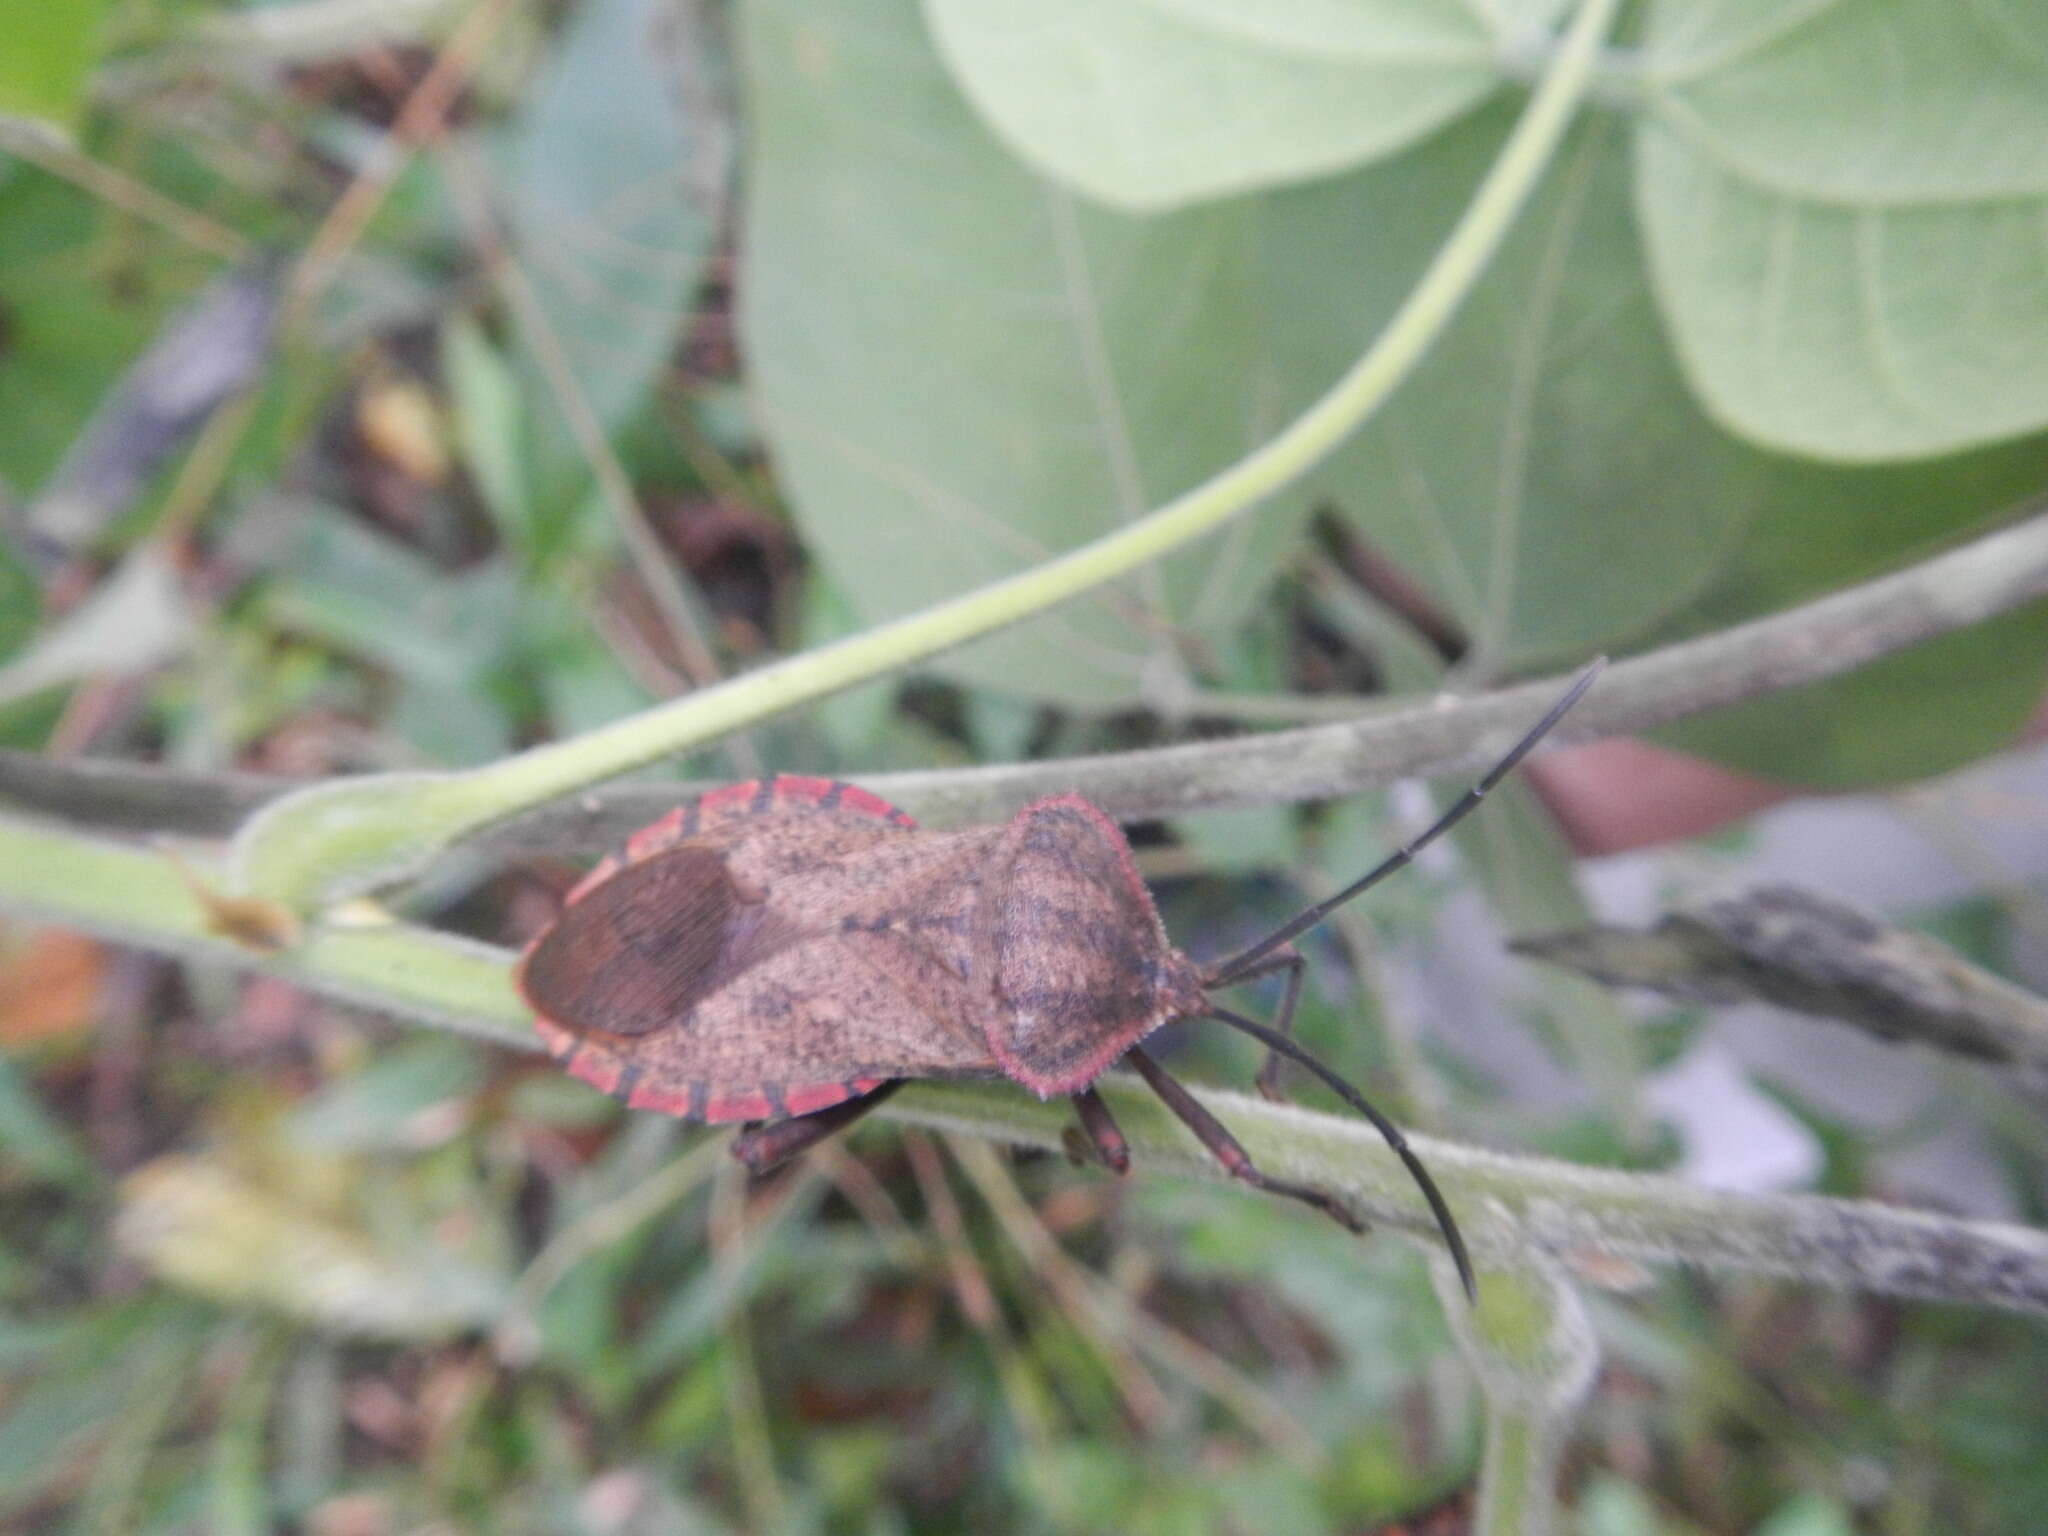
(1070, 1086), (1130, 1174)
(1205, 943), (1306, 1101)
(1125, 1046), (1364, 1233)
(730, 1081), (905, 1174)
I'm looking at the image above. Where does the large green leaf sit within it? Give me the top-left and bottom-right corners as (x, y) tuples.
(1648, 442), (2048, 788)
(1260, 109), (1754, 672)
(922, 0), (1561, 211)
(1636, 0), (2048, 460)
(1255, 102), (2048, 785)
(0, 0), (109, 132)
(740, 0), (1315, 704)
(499, 0), (723, 447)
(261, 501), (520, 762)
(1641, 0), (2048, 202)
(0, 170), (195, 493)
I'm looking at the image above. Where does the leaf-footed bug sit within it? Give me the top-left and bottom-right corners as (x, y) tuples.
(516, 661), (1606, 1300)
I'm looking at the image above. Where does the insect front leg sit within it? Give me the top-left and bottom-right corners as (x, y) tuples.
(1205, 944), (1306, 1101)
(1124, 1047), (1365, 1234)
(729, 1081), (904, 1174)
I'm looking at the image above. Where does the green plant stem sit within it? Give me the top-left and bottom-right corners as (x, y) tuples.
(224, 0), (1624, 913)
(8, 811), (2046, 1315)
(210, 1325), (292, 1536)
(0, 816), (529, 1050)
(1437, 1256), (1599, 1536)
(1476, 1411), (1563, 1536)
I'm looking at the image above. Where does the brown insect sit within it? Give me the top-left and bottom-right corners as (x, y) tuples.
(517, 662), (1606, 1300)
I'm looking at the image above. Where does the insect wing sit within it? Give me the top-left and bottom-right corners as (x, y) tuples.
(518, 845), (795, 1038)
(531, 926), (994, 1122)
(518, 777), (996, 1122)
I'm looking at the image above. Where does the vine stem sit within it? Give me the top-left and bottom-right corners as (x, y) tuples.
(5, 811), (2044, 1317)
(225, 0), (1626, 912)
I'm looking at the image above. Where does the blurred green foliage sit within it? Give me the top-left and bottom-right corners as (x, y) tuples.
(1, 0), (2045, 1531)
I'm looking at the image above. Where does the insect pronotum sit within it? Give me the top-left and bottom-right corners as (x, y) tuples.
(517, 660), (1607, 1300)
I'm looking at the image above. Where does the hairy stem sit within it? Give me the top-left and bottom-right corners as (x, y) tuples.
(13, 505), (2048, 850)
(1436, 1255), (1599, 1536)
(6, 811), (2044, 1316)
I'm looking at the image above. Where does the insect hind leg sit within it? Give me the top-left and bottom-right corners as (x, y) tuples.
(730, 1081), (904, 1174)
(1125, 1047), (1365, 1234)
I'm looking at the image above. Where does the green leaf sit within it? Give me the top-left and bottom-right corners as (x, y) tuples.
(740, 0), (1315, 704)
(0, 1304), (195, 1506)
(1642, 0), (2048, 203)
(0, 1050), (93, 1187)
(0, 546), (192, 710)
(1650, 430), (2048, 786)
(923, 0), (1551, 211)
(1650, 453), (2048, 788)
(261, 500), (521, 761)
(287, 1036), (486, 1152)
(1574, 1474), (1663, 1536)
(0, 0), (110, 132)
(0, 545), (39, 666)
(0, 170), (193, 492)
(1753, 1492), (1855, 1536)
(499, 0), (724, 454)
(1262, 110), (1752, 671)
(1257, 97), (2048, 787)
(1637, 0), (2048, 460)
(442, 315), (532, 553)
(208, 1329), (288, 1536)
(1458, 777), (1648, 1132)
(1174, 802), (1299, 875)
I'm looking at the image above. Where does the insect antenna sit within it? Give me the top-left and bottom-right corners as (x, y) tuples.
(1206, 1004), (1476, 1301)
(1205, 657), (1607, 988)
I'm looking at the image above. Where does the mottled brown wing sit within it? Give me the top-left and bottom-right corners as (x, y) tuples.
(519, 846), (791, 1038)
(517, 777), (998, 1123)
(528, 924), (996, 1122)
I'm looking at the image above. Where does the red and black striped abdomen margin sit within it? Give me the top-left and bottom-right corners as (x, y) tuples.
(533, 1018), (892, 1124)
(558, 776), (918, 906)
(559, 775), (918, 905)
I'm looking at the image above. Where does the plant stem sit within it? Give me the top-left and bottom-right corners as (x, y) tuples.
(0, 815), (529, 1049)
(7, 810), (2046, 1315)
(223, 0), (1624, 912)
(1476, 1410), (1566, 1536)
(22, 504), (2048, 850)
(1436, 1256), (1599, 1536)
